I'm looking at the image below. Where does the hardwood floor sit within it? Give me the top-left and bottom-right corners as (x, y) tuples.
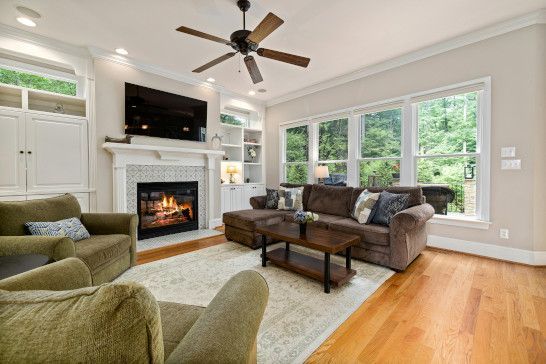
(137, 233), (546, 363)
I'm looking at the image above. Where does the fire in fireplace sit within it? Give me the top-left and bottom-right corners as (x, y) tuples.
(137, 181), (198, 239)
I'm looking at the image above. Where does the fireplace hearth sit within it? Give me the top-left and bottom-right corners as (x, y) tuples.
(137, 181), (199, 239)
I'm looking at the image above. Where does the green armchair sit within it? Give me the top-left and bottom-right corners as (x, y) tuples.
(0, 258), (269, 363)
(0, 194), (137, 284)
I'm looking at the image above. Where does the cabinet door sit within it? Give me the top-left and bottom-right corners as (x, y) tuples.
(25, 113), (89, 192)
(0, 109), (26, 195)
(221, 186), (232, 213)
(231, 187), (243, 211)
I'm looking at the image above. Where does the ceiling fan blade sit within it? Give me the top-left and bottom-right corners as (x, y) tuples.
(246, 12), (284, 44)
(257, 48), (310, 68)
(193, 52), (237, 73)
(244, 56), (263, 84)
(176, 25), (231, 45)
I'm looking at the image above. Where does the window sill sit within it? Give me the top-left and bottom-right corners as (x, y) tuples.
(429, 215), (491, 230)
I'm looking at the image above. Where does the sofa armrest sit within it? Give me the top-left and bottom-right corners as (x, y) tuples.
(250, 195), (266, 209)
(0, 236), (75, 261)
(390, 203), (435, 232)
(166, 270), (268, 364)
(0, 257), (92, 291)
(80, 213), (138, 266)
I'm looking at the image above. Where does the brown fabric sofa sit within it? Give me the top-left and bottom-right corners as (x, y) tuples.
(0, 194), (137, 284)
(223, 184), (434, 271)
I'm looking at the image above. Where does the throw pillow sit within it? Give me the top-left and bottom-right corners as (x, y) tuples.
(370, 191), (410, 226)
(26, 217), (91, 242)
(277, 186), (304, 211)
(352, 189), (381, 224)
(265, 188), (279, 209)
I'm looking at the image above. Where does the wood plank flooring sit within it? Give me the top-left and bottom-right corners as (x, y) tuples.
(137, 234), (546, 363)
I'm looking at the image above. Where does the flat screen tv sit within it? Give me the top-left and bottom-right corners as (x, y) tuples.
(124, 83), (207, 142)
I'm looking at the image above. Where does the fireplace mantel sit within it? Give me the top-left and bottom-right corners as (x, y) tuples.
(102, 142), (225, 228)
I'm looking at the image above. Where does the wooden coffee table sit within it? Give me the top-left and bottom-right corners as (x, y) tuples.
(257, 222), (360, 293)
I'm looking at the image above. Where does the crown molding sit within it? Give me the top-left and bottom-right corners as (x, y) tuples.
(0, 23), (90, 58)
(266, 8), (546, 107)
(88, 46), (265, 106)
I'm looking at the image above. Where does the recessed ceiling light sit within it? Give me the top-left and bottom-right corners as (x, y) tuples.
(16, 6), (41, 18)
(115, 48), (129, 55)
(16, 17), (36, 27)
(248, 90), (256, 96)
(206, 77), (215, 83)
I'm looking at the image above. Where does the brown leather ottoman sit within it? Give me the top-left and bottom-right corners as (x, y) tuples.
(223, 209), (287, 249)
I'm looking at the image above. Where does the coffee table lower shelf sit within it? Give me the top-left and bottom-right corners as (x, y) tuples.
(266, 247), (356, 289)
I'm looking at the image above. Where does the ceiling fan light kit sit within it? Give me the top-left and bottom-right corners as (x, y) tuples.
(176, 0), (310, 84)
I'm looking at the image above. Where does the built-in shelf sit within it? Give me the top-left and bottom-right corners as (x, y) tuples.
(221, 143), (242, 148)
(0, 84), (23, 109)
(244, 142), (261, 146)
(244, 162), (262, 165)
(244, 127), (262, 132)
(220, 123), (244, 129)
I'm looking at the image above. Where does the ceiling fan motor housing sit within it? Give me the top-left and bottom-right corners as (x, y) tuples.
(237, 0), (251, 12)
(230, 29), (258, 55)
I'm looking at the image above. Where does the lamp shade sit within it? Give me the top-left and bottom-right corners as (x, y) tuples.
(315, 165), (330, 179)
(226, 165), (237, 174)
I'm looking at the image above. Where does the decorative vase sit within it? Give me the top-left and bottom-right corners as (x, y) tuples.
(299, 223), (307, 235)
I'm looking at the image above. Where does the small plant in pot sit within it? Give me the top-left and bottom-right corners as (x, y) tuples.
(293, 210), (319, 235)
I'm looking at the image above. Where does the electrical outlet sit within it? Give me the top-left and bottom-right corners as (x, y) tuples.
(499, 229), (509, 239)
(501, 147), (516, 158)
(501, 159), (521, 170)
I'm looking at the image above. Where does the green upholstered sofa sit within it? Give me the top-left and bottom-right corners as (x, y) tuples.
(0, 194), (137, 284)
(0, 258), (268, 363)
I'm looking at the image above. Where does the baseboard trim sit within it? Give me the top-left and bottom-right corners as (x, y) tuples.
(427, 235), (546, 266)
(208, 218), (223, 229)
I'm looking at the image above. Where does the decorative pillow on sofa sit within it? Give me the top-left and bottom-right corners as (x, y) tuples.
(25, 217), (90, 242)
(370, 191), (410, 226)
(277, 186), (304, 211)
(352, 189), (381, 224)
(265, 188), (279, 209)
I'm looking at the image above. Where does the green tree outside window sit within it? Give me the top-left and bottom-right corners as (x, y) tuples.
(0, 68), (77, 96)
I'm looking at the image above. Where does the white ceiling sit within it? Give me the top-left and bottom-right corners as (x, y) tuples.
(0, 0), (545, 102)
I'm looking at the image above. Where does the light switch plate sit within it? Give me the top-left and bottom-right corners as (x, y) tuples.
(501, 147), (516, 158)
(501, 159), (521, 170)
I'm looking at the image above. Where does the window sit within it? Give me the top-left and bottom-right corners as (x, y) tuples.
(284, 125), (309, 184)
(0, 67), (77, 96)
(220, 112), (249, 127)
(415, 91), (480, 217)
(317, 118), (348, 184)
(358, 108), (402, 187)
(279, 79), (490, 223)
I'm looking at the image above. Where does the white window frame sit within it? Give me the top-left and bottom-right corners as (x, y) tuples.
(280, 121), (312, 184)
(279, 77), (491, 228)
(315, 115), (351, 184)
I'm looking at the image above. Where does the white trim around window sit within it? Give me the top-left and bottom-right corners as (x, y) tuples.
(279, 77), (491, 227)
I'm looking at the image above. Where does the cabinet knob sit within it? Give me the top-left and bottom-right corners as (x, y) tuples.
(19, 151), (24, 154)
(27, 151), (32, 154)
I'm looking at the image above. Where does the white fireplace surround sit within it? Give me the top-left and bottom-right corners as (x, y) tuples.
(102, 143), (225, 228)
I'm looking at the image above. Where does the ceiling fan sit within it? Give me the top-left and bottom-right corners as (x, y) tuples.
(175, 0), (310, 84)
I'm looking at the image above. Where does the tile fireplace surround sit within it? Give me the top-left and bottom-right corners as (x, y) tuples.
(103, 143), (225, 229)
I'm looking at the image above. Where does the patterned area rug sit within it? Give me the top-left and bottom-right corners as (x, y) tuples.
(136, 229), (223, 252)
(116, 242), (394, 363)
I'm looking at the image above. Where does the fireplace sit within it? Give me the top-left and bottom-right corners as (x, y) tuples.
(137, 181), (199, 239)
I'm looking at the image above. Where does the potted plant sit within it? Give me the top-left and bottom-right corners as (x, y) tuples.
(293, 210), (319, 235)
(247, 146), (257, 162)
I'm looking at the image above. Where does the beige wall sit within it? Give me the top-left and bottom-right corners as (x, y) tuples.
(94, 59), (222, 217)
(265, 25), (546, 252)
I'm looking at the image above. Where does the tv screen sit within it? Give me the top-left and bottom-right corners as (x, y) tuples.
(124, 83), (207, 142)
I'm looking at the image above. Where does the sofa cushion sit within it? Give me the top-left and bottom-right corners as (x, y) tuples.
(370, 191), (410, 226)
(0, 282), (163, 363)
(265, 188), (279, 209)
(351, 190), (381, 224)
(352, 186), (423, 209)
(284, 212), (345, 229)
(278, 186), (304, 211)
(330, 218), (390, 246)
(0, 194), (81, 236)
(280, 183), (313, 210)
(75, 234), (131, 272)
(159, 301), (204, 358)
(306, 184), (354, 217)
(223, 209), (286, 231)
(26, 217), (91, 242)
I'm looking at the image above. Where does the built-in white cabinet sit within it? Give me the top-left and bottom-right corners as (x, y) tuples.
(221, 184), (265, 214)
(25, 113), (88, 192)
(0, 110), (26, 194)
(0, 83), (90, 211)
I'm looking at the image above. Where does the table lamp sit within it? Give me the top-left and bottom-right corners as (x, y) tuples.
(315, 165), (330, 184)
(226, 165), (238, 184)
